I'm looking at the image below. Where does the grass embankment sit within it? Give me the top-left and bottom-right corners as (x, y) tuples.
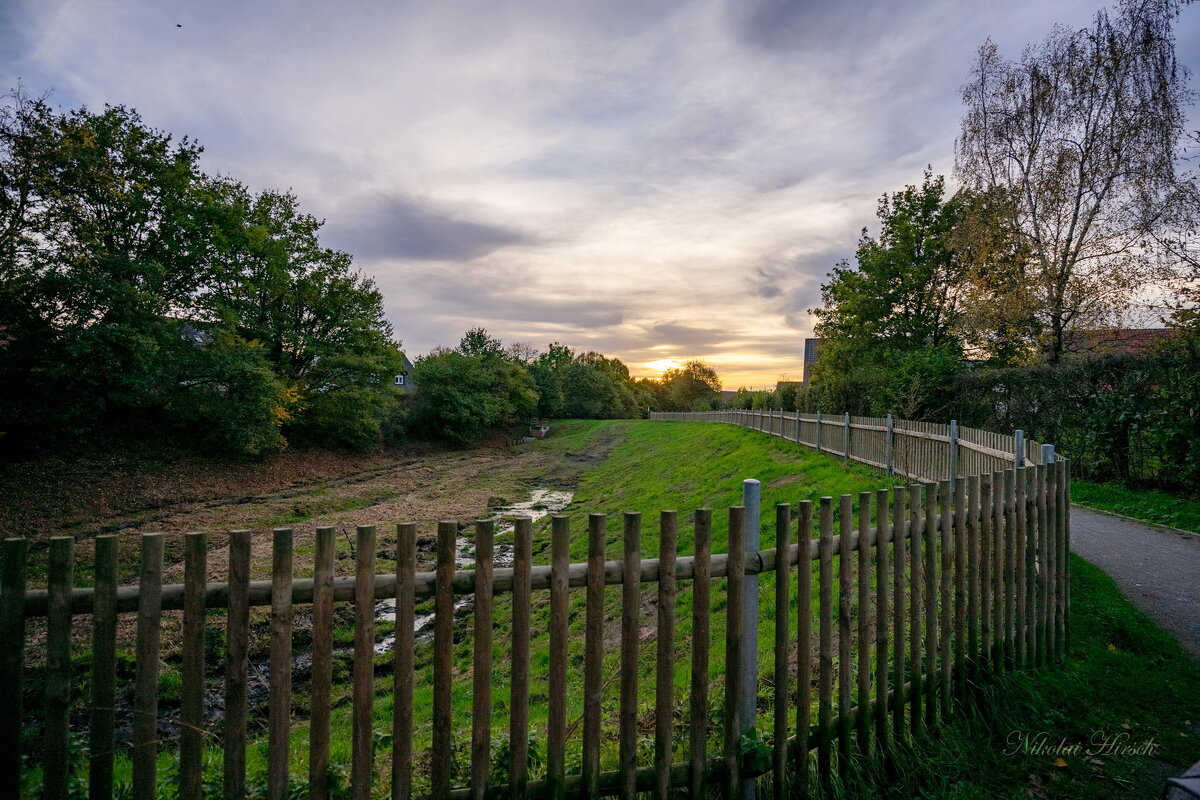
(846, 555), (1200, 799)
(1071, 479), (1200, 534)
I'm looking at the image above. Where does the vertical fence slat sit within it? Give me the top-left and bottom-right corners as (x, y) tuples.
(224, 530), (250, 800)
(1062, 459), (1072, 657)
(268, 529), (294, 800)
(655, 511), (678, 800)
(953, 477), (967, 704)
(472, 520), (495, 800)
(990, 470), (1004, 671)
(583, 514), (606, 798)
(511, 516), (533, 800)
(855, 495), (873, 759)
(133, 534), (164, 800)
(392, 523), (417, 800)
(0, 539), (28, 800)
(891, 488), (907, 742)
(45, 536), (75, 800)
(817, 498), (834, 792)
(1036, 464), (1049, 667)
(795, 501), (813, 799)
(549, 516), (570, 800)
(90, 534), (119, 800)
(689, 509), (713, 799)
(1044, 461), (1057, 665)
(909, 484), (923, 739)
(180, 533), (207, 800)
(309, 527), (336, 800)
(837, 496), (853, 777)
(725, 506), (746, 799)
(937, 482), (952, 721)
(1014, 467), (1028, 667)
(977, 475), (991, 678)
(620, 512), (642, 800)
(1003, 469), (1017, 672)
(924, 482), (939, 730)
(772, 503), (791, 800)
(874, 489), (890, 752)
(352, 526), (377, 800)
(432, 521), (456, 799)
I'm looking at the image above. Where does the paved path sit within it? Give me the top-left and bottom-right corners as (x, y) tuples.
(1070, 505), (1200, 663)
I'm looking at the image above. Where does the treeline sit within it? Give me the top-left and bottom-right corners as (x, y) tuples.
(407, 332), (726, 443)
(0, 94), (720, 458)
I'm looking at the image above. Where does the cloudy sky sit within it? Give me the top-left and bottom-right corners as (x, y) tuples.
(3, 0), (1198, 387)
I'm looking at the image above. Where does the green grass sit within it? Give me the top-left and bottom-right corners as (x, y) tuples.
(838, 554), (1200, 799)
(1071, 480), (1200, 534)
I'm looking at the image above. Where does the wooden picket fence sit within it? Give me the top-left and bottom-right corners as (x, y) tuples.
(648, 409), (1050, 481)
(1, 417), (1070, 800)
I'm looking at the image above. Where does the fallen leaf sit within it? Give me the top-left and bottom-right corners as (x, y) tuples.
(1053, 757), (1068, 768)
(1107, 643), (1117, 651)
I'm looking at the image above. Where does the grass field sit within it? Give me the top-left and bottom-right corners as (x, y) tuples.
(1071, 479), (1200, 534)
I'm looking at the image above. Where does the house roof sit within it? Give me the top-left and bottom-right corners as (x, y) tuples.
(1065, 328), (1180, 357)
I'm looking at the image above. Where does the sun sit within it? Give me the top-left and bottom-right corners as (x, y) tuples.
(644, 359), (681, 375)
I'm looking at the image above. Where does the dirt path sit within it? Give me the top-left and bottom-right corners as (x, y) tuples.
(1070, 505), (1200, 663)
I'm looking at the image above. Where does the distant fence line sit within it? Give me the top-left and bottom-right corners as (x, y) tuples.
(2, 421), (1069, 800)
(648, 409), (1050, 481)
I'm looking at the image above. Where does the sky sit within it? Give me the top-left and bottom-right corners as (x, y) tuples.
(3, 0), (1198, 389)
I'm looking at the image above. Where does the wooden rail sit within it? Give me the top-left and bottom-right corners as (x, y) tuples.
(2, 434), (1068, 800)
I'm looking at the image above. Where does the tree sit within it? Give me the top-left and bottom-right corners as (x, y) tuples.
(409, 347), (537, 444)
(956, 0), (1199, 362)
(812, 170), (966, 368)
(0, 93), (406, 455)
(659, 359), (722, 410)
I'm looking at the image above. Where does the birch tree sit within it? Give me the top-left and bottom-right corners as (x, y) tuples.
(956, 0), (1199, 362)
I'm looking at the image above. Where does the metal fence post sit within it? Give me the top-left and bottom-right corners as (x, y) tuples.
(1014, 429), (1025, 467)
(949, 419), (959, 480)
(1041, 444), (1055, 465)
(885, 413), (895, 476)
(816, 411), (823, 453)
(843, 412), (851, 461)
(741, 478), (761, 800)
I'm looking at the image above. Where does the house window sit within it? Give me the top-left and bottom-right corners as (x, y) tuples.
(394, 374), (406, 386)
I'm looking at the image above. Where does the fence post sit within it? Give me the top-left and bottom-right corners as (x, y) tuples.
(949, 419), (959, 480)
(885, 413), (895, 476)
(1014, 429), (1025, 467)
(741, 479), (761, 800)
(1041, 443), (1055, 465)
(816, 411), (823, 453)
(843, 411), (851, 461)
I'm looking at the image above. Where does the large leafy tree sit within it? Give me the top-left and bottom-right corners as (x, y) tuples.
(658, 358), (722, 411)
(956, 0), (1199, 362)
(813, 171), (966, 364)
(0, 93), (404, 455)
(808, 172), (970, 418)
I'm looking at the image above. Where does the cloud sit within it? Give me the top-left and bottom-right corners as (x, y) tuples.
(322, 193), (536, 262)
(3, 0), (1196, 387)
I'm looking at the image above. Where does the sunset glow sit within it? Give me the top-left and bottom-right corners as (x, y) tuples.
(7, 0), (1193, 392)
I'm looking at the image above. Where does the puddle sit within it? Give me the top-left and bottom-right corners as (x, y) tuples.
(373, 487), (573, 652)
